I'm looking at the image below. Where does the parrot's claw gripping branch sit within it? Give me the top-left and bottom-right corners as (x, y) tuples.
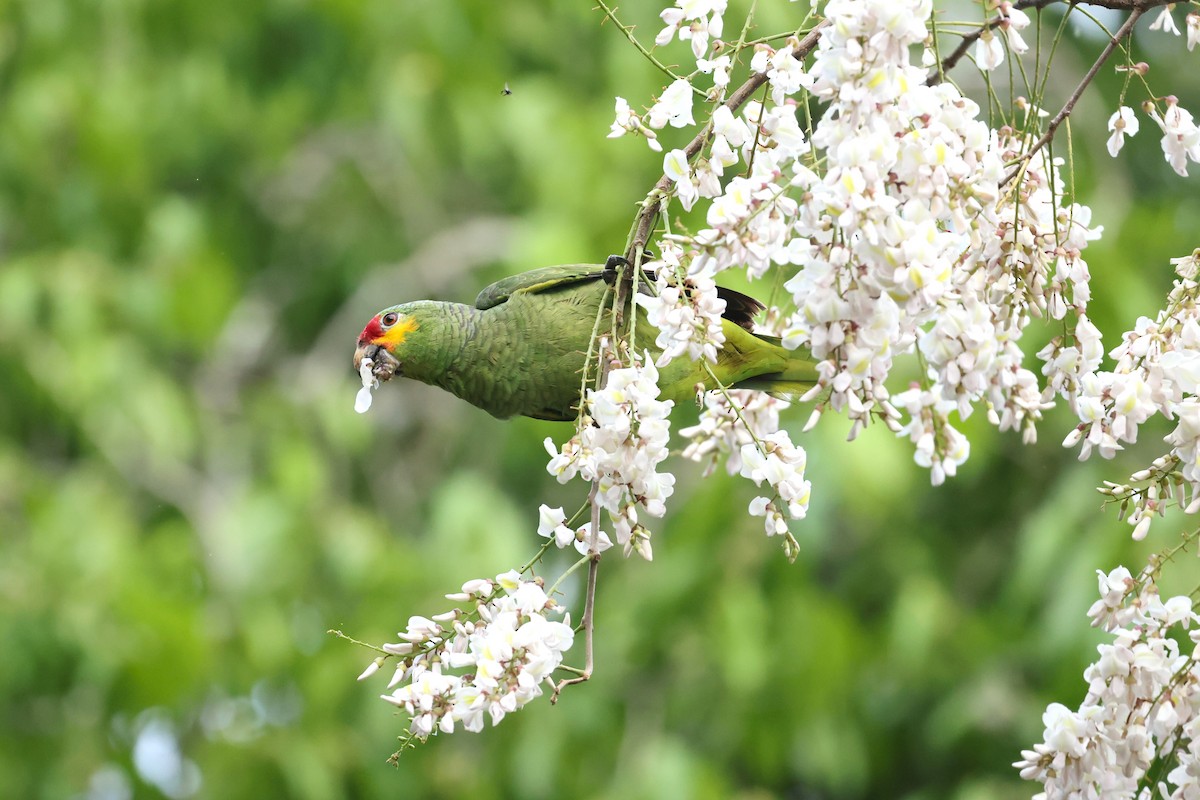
(601, 254), (629, 285)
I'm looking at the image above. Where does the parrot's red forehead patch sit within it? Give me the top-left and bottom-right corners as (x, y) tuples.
(359, 316), (384, 343)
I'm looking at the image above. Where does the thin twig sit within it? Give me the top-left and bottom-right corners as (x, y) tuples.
(594, 0), (699, 93)
(1001, 6), (1144, 187)
(928, 0), (1059, 86)
(552, 485), (602, 702)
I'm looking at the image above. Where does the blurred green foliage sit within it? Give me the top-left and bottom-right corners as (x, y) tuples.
(2, 1), (1200, 798)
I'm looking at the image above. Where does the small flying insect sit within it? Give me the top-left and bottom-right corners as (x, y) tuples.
(501, 82), (513, 96)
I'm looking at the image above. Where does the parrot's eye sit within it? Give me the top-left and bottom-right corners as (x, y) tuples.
(381, 312), (399, 328)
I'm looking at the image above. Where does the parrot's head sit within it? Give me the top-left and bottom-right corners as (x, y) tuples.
(353, 305), (418, 383)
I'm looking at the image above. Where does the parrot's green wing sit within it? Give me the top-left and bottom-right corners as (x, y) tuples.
(475, 263), (764, 331)
(474, 265), (606, 310)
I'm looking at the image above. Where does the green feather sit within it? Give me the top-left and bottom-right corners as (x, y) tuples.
(367, 265), (819, 420)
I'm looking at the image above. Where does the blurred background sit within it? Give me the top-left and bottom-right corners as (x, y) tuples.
(2, 1), (1200, 798)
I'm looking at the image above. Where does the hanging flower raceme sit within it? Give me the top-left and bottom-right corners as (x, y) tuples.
(1063, 251), (1200, 539)
(545, 351), (675, 560)
(361, 573), (574, 741)
(1016, 566), (1200, 798)
(680, 389), (788, 477)
(635, 262), (727, 366)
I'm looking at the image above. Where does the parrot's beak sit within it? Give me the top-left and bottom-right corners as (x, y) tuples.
(353, 341), (400, 381)
(353, 342), (374, 374)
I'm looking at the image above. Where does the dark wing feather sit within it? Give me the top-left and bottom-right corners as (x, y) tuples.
(715, 286), (765, 331)
(475, 263), (765, 331)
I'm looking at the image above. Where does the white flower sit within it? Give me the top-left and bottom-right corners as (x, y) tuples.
(356, 357), (378, 413)
(998, 2), (1030, 54)
(1040, 703), (1090, 759)
(496, 569), (522, 594)
(1106, 106), (1139, 157)
(1150, 4), (1181, 36)
(656, 8), (684, 46)
(975, 29), (1005, 71)
(1188, 13), (1200, 51)
(608, 97), (662, 152)
(711, 104), (750, 148)
(697, 54), (732, 91)
(571, 522), (613, 556)
(646, 78), (696, 129)
(663, 149), (689, 183)
(1086, 566), (1135, 631)
(1152, 98), (1200, 176)
(608, 97), (634, 139)
(536, 504), (575, 549)
(662, 149), (700, 210)
(757, 43), (807, 104)
(1172, 248), (1200, 280)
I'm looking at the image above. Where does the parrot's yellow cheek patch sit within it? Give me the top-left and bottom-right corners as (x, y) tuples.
(377, 316), (418, 350)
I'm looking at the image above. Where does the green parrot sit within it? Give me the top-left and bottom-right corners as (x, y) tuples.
(352, 263), (819, 421)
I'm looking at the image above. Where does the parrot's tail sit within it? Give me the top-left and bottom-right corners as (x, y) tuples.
(731, 337), (822, 400)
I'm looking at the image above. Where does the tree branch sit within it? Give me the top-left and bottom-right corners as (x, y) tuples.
(1002, 5), (1144, 187)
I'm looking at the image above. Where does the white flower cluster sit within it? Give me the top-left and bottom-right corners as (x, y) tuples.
(608, 79), (696, 153)
(1064, 251), (1200, 539)
(1150, 98), (1200, 178)
(630, 0), (1117, 484)
(545, 355), (675, 560)
(362, 573), (574, 739)
(1105, 96), (1200, 177)
(1099, 91), (1200, 176)
(738, 429), (811, 540)
(678, 389), (808, 548)
(680, 389), (788, 477)
(609, 0), (1103, 488)
(656, 96), (793, 221)
(635, 243), (727, 366)
(1148, 4), (1200, 51)
(1017, 566), (1200, 798)
(655, 0), (727, 63)
(775, 0), (1074, 481)
(891, 388), (969, 487)
(684, 99), (810, 275)
(986, 141), (1100, 434)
